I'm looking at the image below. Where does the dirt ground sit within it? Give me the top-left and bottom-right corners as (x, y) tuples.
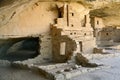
(71, 54), (120, 80)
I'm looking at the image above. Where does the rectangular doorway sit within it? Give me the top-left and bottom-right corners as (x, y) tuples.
(79, 42), (83, 52)
(60, 42), (66, 55)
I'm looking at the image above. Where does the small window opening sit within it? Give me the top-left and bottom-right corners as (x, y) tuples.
(72, 13), (74, 16)
(70, 33), (73, 35)
(97, 20), (99, 25)
(106, 33), (109, 36)
(35, 3), (39, 6)
(71, 24), (74, 27)
(83, 15), (87, 27)
(58, 8), (62, 18)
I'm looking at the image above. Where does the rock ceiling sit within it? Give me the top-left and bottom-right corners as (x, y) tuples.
(0, 0), (120, 27)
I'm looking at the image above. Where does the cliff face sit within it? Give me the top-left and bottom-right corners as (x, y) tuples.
(0, 0), (87, 38)
(90, 2), (120, 26)
(0, 0), (120, 38)
(0, 0), (58, 38)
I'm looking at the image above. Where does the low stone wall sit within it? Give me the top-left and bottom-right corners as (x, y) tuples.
(12, 60), (111, 80)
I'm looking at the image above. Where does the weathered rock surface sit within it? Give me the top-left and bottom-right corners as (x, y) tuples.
(0, 0), (120, 38)
(90, 2), (120, 26)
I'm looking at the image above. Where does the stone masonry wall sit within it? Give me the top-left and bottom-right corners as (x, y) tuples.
(51, 27), (77, 63)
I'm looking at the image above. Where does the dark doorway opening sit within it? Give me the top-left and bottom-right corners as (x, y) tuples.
(0, 37), (40, 61)
(79, 42), (83, 52)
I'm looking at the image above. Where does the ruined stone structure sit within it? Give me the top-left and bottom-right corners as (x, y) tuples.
(93, 17), (120, 47)
(0, 1), (98, 63)
(51, 4), (96, 62)
(1, 1), (120, 80)
(97, 26), (120, 47)
(91, 17), (105, 37)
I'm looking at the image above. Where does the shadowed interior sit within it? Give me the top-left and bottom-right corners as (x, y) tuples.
(0, 37), (40, 61)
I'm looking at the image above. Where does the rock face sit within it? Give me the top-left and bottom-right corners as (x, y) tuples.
(0, 0), (120, 64)
(0, 1), (58, 38)
(0, 0), (120, 38)
(90, 2), (120, 26)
